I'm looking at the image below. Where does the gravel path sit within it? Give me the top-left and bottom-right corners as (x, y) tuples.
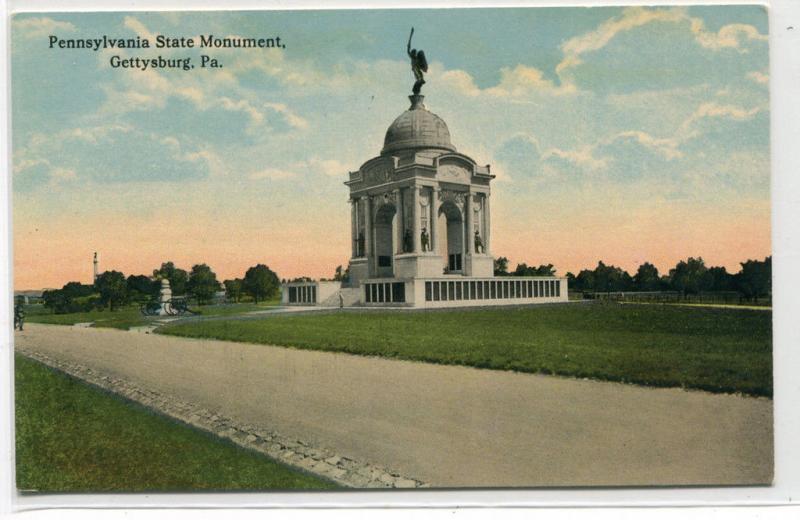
(15, 323), (772, 487)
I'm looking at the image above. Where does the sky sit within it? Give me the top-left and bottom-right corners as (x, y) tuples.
(11, 6), (770, 289)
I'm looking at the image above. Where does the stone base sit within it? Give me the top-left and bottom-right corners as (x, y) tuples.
(465, 254), (494, 277)
(394, 253), (446, 278)
(361, 276), (569, 308)
(347, 258), (369, 287)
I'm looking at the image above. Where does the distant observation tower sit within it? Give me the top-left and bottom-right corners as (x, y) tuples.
(93, 252), (99, 281)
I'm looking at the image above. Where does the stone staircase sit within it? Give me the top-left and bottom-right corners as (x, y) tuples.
(318, 287), (362, 307)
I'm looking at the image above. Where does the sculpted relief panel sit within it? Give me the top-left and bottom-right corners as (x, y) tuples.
(363, 163), (393, 185)
(438, 163), (470, 184)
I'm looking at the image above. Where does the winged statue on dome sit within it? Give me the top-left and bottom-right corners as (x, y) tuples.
(407, 27), (428, 95)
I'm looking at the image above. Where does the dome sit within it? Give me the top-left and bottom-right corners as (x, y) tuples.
(382, 95), (456, 155)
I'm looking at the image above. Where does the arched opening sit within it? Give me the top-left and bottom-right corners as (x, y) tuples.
(374, 203), (396, 277)
(438, 201), (463, 273)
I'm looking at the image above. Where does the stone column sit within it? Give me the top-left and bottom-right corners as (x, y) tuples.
(393, 189), (402, 254)
(465, 192), (473, 255)
(363, 196), (372, 274)
(350, 199), (357, 258)
(396, 188), (404, 253)
(413, 186), (421, 253)
(484, 193), (491, 254)
(431, 187), (441, 254)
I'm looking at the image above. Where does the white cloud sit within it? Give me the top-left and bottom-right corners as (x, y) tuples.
(678, 101), (764, 138)
(556, 7), (767, 86)
(51, 167), (77, 181)
(690, 20), (767, 51)
(249, 168), (296, 180)
(610, 131), (683, 160)
(557, 7), (685, 81)
(264, 103), (309, 130)
(485, 65), (570, 97)
(544, 145), (609, 172)
(14, 16), (76, 39)
(747, 70), (769, 85)
(123, 16), (157, 42)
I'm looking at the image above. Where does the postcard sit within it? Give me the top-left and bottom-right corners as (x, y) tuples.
(11, 6), (772, 493)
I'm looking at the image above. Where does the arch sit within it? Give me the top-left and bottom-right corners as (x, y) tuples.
(438, 200), (464, 273)
(374, 203), (396, 277)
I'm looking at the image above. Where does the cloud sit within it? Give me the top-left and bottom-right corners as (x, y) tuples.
(264, 103), (309, 130)
(557, 7), (686, 81)
(690, 19), (768, 51)
(555, 7), (768, 88)
(609, 131), (682, 160)
(123, 15), (158, 42)
(678, 101), (764, 139)
(13, 16), (76, 39)
(747, 70), (769, 85)
(249, 168), (296, 180)
(16, 125), (211, 186)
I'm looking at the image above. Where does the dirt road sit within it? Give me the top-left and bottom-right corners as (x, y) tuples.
(15, 324), (772, 487)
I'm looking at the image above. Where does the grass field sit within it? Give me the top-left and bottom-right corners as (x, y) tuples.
(14, 354), (338, 492)
(24, 300), (280, 330)
(25, 306), (149, 330)
(159, 303), (773, 397)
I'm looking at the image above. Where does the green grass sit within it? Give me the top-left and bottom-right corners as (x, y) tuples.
(25, 306), (150, 330)
(159, 303), (773, 397)
(14, 354), (338, 492)
(24, 301), (281, 330)
(194, 300), (280, 317)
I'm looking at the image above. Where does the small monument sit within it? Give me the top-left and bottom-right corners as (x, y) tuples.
(157, 278), (172, 315)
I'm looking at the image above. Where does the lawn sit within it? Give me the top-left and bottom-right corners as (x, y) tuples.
(24, 301), (280, 330)
(193, 300), (280, 317)
(159, 303), (773, 397)
(14, 354), (338, 492)
(25, 306), (150, 330)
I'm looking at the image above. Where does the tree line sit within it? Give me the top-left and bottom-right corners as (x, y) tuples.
(42, 261), (280, 314)
(493, 256), (771, 302)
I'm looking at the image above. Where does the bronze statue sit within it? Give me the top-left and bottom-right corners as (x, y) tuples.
(474, 230), (484, 254)
(357, 231), (365, 257)
(407, 28), (428, 95)
(421, 227), (430, 252)
(403, 229), (413, 253)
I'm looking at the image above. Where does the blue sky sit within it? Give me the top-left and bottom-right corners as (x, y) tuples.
(11, 7), (770, 288)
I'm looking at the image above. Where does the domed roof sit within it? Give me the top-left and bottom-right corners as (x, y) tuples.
(382, 95), (456, 155)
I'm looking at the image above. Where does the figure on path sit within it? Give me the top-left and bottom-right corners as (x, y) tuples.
(14, 296), (25, 331)
(407, 27), (428, 95)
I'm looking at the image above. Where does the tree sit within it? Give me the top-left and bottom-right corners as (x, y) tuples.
(736, 256), (771, 302)
(153, 261), (188, 296)
(633, 262), (660, 291)
(589, 261), (632, 293)
(333, 265), (350, 282)
(574, 269), (595, 292)
(493, 257), (509, 276)
(94, 271), (128, 311)
(127, 274), (158, 303)
(187, 264), (220, 305)
(223, 278), (244, 303)
(243, 264), (280, 303)
(668, 257), (709, 297)
(706, 266), (733, 292)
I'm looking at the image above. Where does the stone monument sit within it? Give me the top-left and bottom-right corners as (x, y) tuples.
(157, 278), (172, 315)
(282, 30), (567, 308)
